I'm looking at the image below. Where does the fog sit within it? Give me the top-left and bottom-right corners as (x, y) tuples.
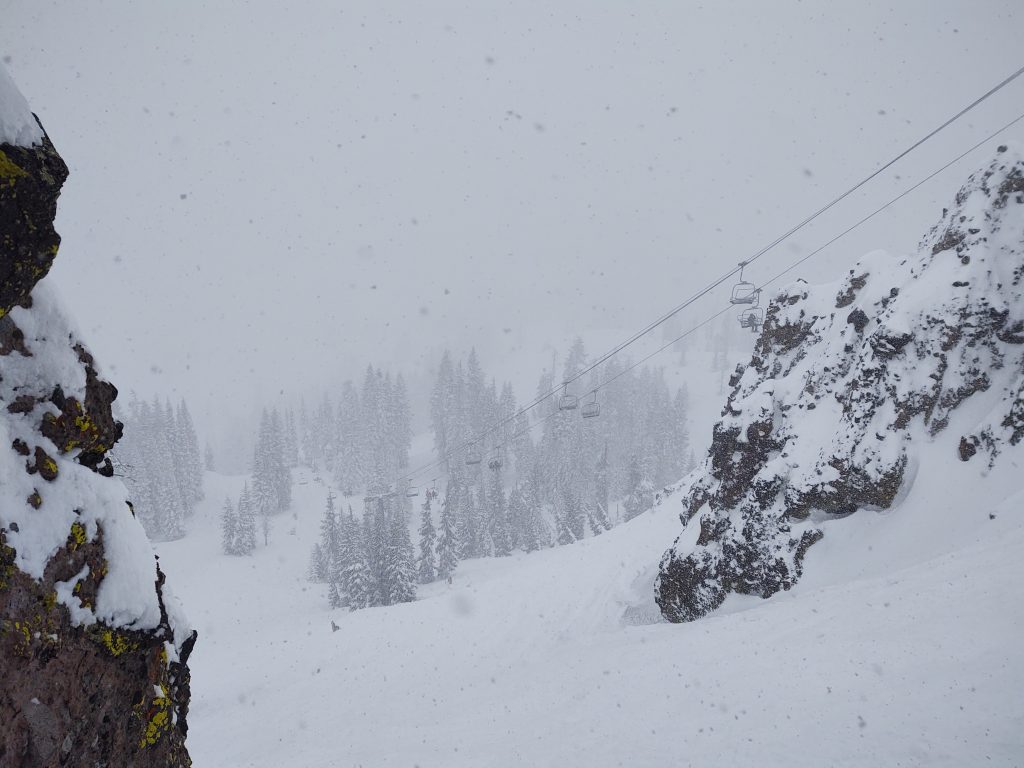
(4, 4), (1024, 766)
(4, 0), (1022, 448)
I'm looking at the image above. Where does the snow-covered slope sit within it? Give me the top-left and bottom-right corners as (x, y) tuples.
(158, 454), (1023, 766)
(657, 144), (1024, 623)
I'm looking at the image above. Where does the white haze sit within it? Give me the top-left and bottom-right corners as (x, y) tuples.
(3, 1), (1023, 452)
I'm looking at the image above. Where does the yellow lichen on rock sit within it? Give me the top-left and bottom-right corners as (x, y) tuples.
(96, 627), (139, 658)
(68, 520), (88, 550)
(138, 685), (172, 748)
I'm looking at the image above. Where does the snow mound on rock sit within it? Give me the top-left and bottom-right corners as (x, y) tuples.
(0, 62), (44, 147)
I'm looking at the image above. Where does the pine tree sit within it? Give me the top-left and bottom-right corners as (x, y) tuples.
(334, 381), (363, 494)
(308, 543), (328, 582)
(204, 441), (216, 472)
(283, 407), (300, 468)
(340, 508), (371, 609)
(220, 496), (238, 555)
(487, 460), (511, 557)
(270, 409), (292, 511)
(385, 508), (416, 605)
(555, 511), (575, 546)
(436, 483), (460, 580)
(165, 398), (193, 519)
(317, 491), (341, 580)
(361, 510), (383, 607)
(622, 455), (653, 522)
(252, 410), (278, 516)
(235, 484), (257, 555)
(589, 444), (611, 535)
(430, 351), (457, 474)
(327, 581), (343, 609)
(150, 397), (186, 539)
(416, 489), (438, 584)
(176, 399), (204, 506)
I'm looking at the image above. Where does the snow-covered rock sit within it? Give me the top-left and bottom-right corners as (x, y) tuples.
(0, 65), (194, 766)
(656, 143), (1024, 623)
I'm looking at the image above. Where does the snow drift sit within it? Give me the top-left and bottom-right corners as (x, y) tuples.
(656, 143), (1024, 623)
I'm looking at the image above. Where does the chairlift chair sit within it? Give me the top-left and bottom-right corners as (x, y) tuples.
(581, 391), (600, 419)
(557, 383), (579, 411)
(406, 485), (420, 498)
(738, 307), (765, 333)
(729, 261), (761, 306)
(465, 447), (482, 465)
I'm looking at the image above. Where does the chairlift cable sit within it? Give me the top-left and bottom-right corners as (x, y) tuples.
(388, 77), (1024, 488)
(587, 109), (1024, 395)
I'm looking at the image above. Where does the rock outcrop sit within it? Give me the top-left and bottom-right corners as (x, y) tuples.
(656, 144), (1024, 623)
(0, 69), (194, 765)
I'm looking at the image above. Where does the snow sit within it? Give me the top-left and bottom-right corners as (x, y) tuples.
(0, 62), (43, 147)
(156, 450), (1023, 766)
(0, 281), (171, 634)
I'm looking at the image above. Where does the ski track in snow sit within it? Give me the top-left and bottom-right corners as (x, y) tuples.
(157, 443), (1023, 767)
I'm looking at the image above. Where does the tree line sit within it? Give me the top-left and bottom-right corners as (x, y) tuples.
(116, 396), (204, 541)
(307, 339), (693, 610)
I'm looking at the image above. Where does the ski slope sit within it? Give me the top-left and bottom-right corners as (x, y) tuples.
(157, 437), (1024, 767)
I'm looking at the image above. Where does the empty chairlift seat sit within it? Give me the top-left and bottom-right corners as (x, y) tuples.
(729, 261), (761, 306)
(558, 384), (579, 411)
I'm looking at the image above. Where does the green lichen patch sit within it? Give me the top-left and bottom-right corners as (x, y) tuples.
(0, 149), (28, 184)
(0, 533), (15, 591)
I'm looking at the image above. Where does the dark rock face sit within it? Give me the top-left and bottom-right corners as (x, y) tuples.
(0, 129), (67, 318)
(0, 117), (194, 761)
(655, 145), (1024, 623)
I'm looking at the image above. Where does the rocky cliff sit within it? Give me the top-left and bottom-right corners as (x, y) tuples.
(656, 144), (1024, 623)
(0, 66), (194, 766)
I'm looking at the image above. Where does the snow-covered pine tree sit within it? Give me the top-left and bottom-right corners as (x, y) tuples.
(564, 487), (586, 542)
(384, 507), (416, 605)
(334, 381), (363, 494)
(176, 398), (204, 507)
(270, 408), (292, 511)
(283, 407), (299, 468)
(315, 396), (336, 482)
(164, 397), (193, 519)
(220, 496), (238, 555)
(316, 492), (340, 580)
(327, 581), (343, 609)
(151, 396), (186, 539)
(430, 350), (457, 474)
(436, 483), (460, 580)
(341, 509), (371, 609)
(308, 543), (328, 583)
(622, 454), (654, 521)
(204, 441), (215, 472)
(417, 489), (438, 584)
(487, 460), (511, 557)
(589, 444), (611, 535)
(458, 481), (482, 559)
(391, 374), (412, 475)
(361, 510), (383, 607)
(251, 410), (278, 516)
(235, 483), (257, 555)
(555, 511), (575, 546)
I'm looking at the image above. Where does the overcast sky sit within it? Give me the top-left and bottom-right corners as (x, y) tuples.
(3, 1), (1022, 445)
